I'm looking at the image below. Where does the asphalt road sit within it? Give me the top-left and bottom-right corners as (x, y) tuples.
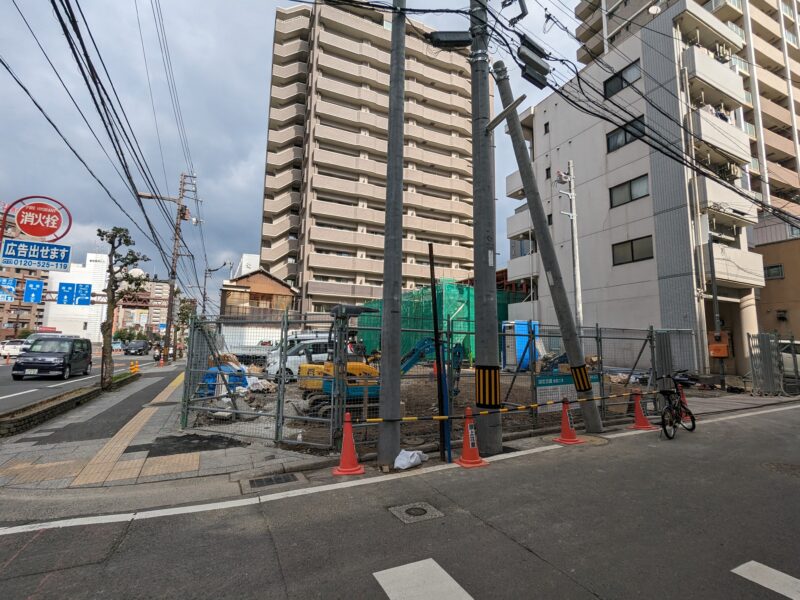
(0, 403), (798, 599)
(0, 354), (160, 413)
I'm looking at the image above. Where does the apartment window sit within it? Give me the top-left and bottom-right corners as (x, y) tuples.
(789, 225), (800, 238)
(610, 174), (649, 208)
(544, 122), (550, 134)
(612, 235), (654, 265)
(607, 116), (645, 152)
(603, 60), (641, 99)
(545, 167), (551, 180)
(764, 264), (784, 279)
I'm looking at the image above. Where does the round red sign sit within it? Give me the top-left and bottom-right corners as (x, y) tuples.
(16, 202), (64, 238)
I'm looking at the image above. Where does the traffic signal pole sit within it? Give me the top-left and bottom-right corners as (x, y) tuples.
(494, 60), (603, 433)
(470, 0), (503, 455)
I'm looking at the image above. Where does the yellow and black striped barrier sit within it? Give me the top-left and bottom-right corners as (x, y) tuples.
(356, 390), (658, 424)
(475, 365), (501, 407)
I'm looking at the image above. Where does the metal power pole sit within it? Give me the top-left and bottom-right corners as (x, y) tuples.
(139, 172), (192, 363)
(201, 262), (228, 317)
(707, 232), (725, 388)
(377, 0), (406, 468)
(470, 0), (503, 456)
(558, 161), (582, 331)
(494, 61), (603, 433)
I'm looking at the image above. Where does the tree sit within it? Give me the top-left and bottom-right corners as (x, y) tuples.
(17, 328), (33, 339)
(98, 227), (148, 390)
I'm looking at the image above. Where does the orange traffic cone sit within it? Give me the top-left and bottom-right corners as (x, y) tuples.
(678, 384), (691, 422)
(553, 400), (586, 445)
(628, 390), (658, 431)
(456, 407), (488, 468)
(333, 412), (365, 476)
(129, 360), (134, 373)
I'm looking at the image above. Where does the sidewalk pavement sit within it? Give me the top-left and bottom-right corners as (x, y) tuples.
(0, 372), (795, 493)
(0, 367), (330, 491)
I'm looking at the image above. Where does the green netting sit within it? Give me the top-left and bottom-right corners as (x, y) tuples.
(357, 280), (524, 360)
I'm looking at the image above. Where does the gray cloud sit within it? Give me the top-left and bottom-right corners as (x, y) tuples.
(0, 0), (577, 303)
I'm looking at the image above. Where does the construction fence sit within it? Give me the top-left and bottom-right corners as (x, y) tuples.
(180, 310), (701, 450)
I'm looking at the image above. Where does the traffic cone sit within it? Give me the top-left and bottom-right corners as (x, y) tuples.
(456, 407), (488, 468)
(678, 384), (691, 422)
(159, 357), (164, 368)
(553, 401), (586, 445)
(628, 390), (658, 431)
(333, 412), (365, 476)
(129, 360), (134, 373)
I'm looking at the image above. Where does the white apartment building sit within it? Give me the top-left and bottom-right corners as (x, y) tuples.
(43, 253), (108, 343)
(232, 253), (261, 279)
(505, 0), (767, 375)
(263, 2), (475, 313)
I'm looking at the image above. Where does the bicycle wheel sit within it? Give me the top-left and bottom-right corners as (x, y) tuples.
(661, 405), (677, 439)
(680, 406), (696, 431)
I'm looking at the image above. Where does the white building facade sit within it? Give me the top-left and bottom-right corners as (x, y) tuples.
(42, 253), (108, 343)
(505, 0), (764, 375)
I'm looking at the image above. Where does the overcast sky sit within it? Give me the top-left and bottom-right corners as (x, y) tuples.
(0, 1), (579, 306)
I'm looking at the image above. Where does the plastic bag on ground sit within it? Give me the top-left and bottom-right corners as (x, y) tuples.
(393, 449), (429, 470)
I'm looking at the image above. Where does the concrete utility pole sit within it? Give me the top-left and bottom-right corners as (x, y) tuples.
(469, 0), (503, 456)
(494, 61), (603, 433)
(557, 161), (583, 331)
(138, 172), (192, 363)
(377, 0), (405, 468)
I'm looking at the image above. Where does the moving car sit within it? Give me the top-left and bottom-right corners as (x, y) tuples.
(12, 336), (92, 380)
(1, 339), (25, 359)
(20, 333), (64, 353)
(125, 340), (150, 355)
(111, 340), (125, 352)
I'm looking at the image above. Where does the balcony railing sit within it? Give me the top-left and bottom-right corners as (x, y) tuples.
(782, 2), (794, 19)
(743, 121), (756, 137)
(730, 55), (750, 75)
(787, 30), (799, 47)
(750, 157), (760, 173)
(726, 21), (745, 37)
(705, 0), (743, 10)
(744, 90), (752, 104)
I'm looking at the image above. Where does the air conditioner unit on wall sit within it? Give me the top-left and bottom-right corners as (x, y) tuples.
(715, 43), (732, 63)
(719, 162), (741, 181)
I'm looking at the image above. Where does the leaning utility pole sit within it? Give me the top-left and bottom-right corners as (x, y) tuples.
(138, 172), (192, 363)
(494, 61), (603, 433)
(470, 0), (503, 455)
(377, 0), (406, 468)
(202, 262), (228, 317)
(558, 161), (583, 331)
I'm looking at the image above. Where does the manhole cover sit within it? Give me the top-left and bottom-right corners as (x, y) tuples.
(764, 463), (800, 478)
(389, 502), (443, 524)
(249, 473), (298, 489)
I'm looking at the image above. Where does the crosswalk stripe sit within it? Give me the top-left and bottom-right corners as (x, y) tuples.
(732, 561), (800, 599)
(374, 558), (473, 600)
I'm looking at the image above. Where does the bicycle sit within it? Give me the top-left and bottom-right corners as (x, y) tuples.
(656, 370), (696, 439)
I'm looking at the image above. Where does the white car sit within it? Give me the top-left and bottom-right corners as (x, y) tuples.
(264, 332), (329, 364)
(779, 340), (800, 377)
(265, 339), (331, 381)
(1, 339), (26, 359)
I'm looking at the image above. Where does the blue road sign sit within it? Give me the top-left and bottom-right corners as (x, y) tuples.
(159, 323), (167, 332)
(0, 240), (71, 271)
(74, 283), (92, 306)
(57, 282), (76, 305)
(23, 280), (44, 303)
(0, 277), (17, 303)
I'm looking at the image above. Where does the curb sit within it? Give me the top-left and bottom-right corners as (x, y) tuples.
(0, 372), (141, 438)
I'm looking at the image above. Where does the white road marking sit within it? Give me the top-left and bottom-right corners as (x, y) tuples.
(0, 401), (798, 536)
(0, 389), (39, 400)
(374, 559), (473, 600)
(732, 561), (800, 599)
(47, 375), (99, 388)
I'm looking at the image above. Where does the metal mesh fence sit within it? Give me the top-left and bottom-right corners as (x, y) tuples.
(182, 313), (699, 449)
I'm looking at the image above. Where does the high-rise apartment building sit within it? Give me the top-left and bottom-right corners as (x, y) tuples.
(262, 2), (475, 313)
(503, 0), (789, 375)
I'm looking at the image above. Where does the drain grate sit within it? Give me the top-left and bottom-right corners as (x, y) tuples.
(388, 502), (444, 524)
(248, 473), (298, 489)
